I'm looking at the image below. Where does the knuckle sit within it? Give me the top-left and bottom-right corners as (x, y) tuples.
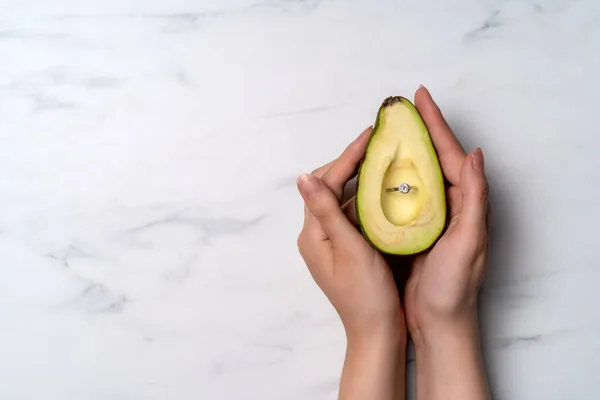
(297, 231), (317, 259)
(456, 222), (485, 249)
(311, 162), (333, 178)
(316, 203), (337, 221)
(479, 182), (490, 202)
(297, 232), (306, 253)
(464, 235), (480, 253)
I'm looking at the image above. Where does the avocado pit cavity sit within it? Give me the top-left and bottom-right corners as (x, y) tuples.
(381, 158), (425, 226)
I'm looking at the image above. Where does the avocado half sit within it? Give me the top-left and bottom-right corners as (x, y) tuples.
(356, 96), (446, 255)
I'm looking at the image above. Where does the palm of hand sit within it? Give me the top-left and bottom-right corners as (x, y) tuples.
(332, 243), (406, 338)
(404, 175), (489, 338)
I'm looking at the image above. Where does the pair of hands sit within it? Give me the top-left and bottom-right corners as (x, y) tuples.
(296, 86), (491, 400)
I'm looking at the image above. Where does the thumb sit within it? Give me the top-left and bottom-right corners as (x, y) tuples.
(459, 148), (489, 231)
(297, 174), (359, 242)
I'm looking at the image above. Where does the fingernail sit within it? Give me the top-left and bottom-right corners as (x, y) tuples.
(297, 174), (319, 198)
(472, 148), (484, 171)
(350, 126), (373, 149)
(358, 125), (372, 140)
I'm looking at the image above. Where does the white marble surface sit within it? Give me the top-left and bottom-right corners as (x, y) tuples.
(1, 0), (600, 399)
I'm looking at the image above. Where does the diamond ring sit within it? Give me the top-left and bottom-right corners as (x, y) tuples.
(385, 183), (414, 194)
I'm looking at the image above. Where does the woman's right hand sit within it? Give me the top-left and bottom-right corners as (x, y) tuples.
(403, 86), (491, 400)
(403, 86), (490, 344)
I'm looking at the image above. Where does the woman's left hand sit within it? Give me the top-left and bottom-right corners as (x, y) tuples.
(296, 126), (406, 400)
(297, 127), (406, 344)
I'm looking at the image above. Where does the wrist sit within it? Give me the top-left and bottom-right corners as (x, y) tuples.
(342, 328), (407, 400)
(346, 317), (407, 352)
(414, 316), (481, 354)
(347, 329), (406, 355)
(407, 302), (479, 348)
(411, 314), (490, 400)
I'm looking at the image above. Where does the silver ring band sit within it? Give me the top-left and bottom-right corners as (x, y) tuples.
(385, 183), (414, 194)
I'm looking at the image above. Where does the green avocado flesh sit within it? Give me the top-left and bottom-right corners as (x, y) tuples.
(356, 96), (446, 255)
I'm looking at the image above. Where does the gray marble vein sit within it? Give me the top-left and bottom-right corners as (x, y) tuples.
(465, 10), (502, 41)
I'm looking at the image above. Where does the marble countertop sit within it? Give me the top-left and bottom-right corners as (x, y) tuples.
(1, 0), (600, 399)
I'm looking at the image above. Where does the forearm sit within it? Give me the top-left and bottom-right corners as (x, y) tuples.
(339, 334), (406, 400)
(414, 314), (490, 400)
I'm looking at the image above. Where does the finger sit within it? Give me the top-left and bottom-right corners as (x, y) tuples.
(342, 196), (358, 226)
(297, 174), (362, 243)
(311, 160), (335, 179)
(305, 160), (335, 221)
(302, 160), (335, 228)
(302, 204), (327, 243)
(414, 86), (465, 186)
(447, 185), (462, 221)
(321, 126), (372, 199)
(297, 230), (333, 282)
(486, 200), (492, 231)
(458, 148), (489, 233)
